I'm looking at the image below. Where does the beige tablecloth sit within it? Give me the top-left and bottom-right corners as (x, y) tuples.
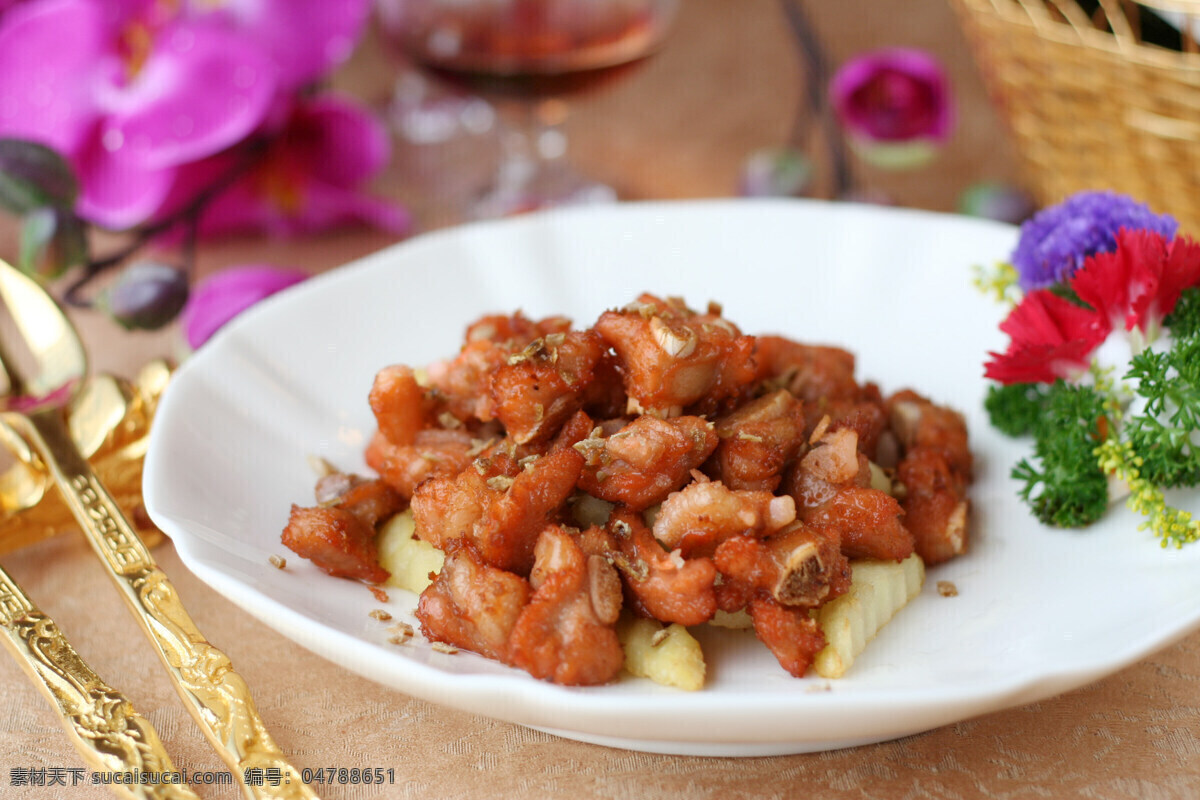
(3, 2), (1198, 798)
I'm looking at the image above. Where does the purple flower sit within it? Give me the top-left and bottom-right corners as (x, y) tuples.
(830, 48), (954, 170)
(1011, 191), (1179, 290)
(165, 94), (410, 238)
(181, 264), (308, 349)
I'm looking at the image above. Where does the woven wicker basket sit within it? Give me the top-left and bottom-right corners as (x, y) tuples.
(949, 0), (1200, 232)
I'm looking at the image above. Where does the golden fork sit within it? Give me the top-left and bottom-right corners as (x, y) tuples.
(0, 259), (319, 800)
(0, 563), (200, 800)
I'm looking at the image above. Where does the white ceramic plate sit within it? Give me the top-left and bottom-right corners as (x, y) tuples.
(143, 199), (1200, 756)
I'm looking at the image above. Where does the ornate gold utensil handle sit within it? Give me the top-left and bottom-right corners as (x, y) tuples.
(7, 408), (319, 800)
(0, 564), (200, 800)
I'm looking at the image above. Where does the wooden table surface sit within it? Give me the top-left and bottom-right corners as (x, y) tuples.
(3, 2), (1198, 799)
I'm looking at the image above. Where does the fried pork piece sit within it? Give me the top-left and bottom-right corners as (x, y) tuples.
(652, 479), (796, 558)
(755, 337), (860, 406)
(804, 486), (914, 562)
(280, 476), (403, 583)
(896, 448), (968, 565)
(576, 415), (718, 511)
(410, 446), (583, 574)
(415, 542), (532, 661)
(489, 330), (606, 444)
(786, 426), (914, 562)
(887, 390), (972, 565)
(365, 428), (476, 500)
(747, 594), (826, 678)
(369, 364), (432, 446)
(281, 506), (388, 583)
(824, 393), (889, 461)
(712, 522), (850, 609)
(887, 389), (973, 478)
(426, 312), (572, 424)
(594, 294), (757, 417)
(755, 337), (891, 449)
(507, 526), (624, 685)
(610, 509), (717, 627)
(708, 389), (806, 491)
(314, 473), (405, 527)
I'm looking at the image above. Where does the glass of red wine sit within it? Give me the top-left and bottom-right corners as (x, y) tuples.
(377, 0), (680, 218)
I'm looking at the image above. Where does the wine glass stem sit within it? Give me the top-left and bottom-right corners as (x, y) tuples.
(496, 98), (567, 196)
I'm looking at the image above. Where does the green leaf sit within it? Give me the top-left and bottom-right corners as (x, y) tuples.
(0, 138), (78, 214)
(18, 207), (88, 279)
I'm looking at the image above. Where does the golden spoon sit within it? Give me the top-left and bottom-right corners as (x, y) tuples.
(0, 259), (318, 800)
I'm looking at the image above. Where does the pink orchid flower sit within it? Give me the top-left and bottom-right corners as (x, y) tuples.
(166, 94), (410, 238)
(181, 264), (308, 349)
(0, 0), (371, 230)
(0, 0), (279, 229)
(177, 0), (371, 91)
(830, 48), (954, 170)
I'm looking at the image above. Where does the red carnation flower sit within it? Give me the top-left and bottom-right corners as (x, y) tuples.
(1071, 228), (1200, 336)
(984, 289), (1110, 384)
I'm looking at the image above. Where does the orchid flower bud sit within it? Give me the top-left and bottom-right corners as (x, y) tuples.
(958, 182), (1036, 225)
(181, 264), (308, 349)
(738, 148), (813, 198)
(830, 48), (954, 170)
(99, 262), (189, 331)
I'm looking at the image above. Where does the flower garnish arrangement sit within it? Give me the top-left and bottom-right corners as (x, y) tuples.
(978, 190), (1200, 546)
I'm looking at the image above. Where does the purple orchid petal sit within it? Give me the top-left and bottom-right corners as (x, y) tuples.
(282, 179), (412, 236)
(181, 264), (309, 349)
(73, 129), (176, 229)
(830, 48), (953, 145)
(0, 0), (109, 154)
(185, 0), (370, 89)
(97, 21), (279, 170)
(287, 94), (391, 186)
(165, 94), (409, 239)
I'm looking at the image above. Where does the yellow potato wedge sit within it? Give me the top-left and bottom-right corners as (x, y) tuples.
(378, 509), (444, 594)
(618, 616), (706, 691)
(813, 553), (925, 678)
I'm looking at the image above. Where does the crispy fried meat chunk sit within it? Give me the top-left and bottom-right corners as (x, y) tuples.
(415, 543), (531, 661)
(712, 522), (850, 609)
(594, 294), (757, 417)
(709, 389), (806, 491)
(369, 364), (432, 446)
(785, 426), (913, 562)
(280, 507), (388, 584)
(489, 330), (606, 445)
(755, 337), (860, 406)
(610, 509), (717, 626)
(365, 428), (476, 500)
(652, 479), (796, 558)
(896, 447), (968, 565)
(803, 486), (914, 562)
(410, 446), (583, 574)
(281, 475), (402, 583)
(507, 526), (624, 685)
(887, 389), (973, 479)
(747, 594), (826, 678)
(426, 312), (571, 424)
(887, 390), (971, 565)
(576, 415), (718, 510)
